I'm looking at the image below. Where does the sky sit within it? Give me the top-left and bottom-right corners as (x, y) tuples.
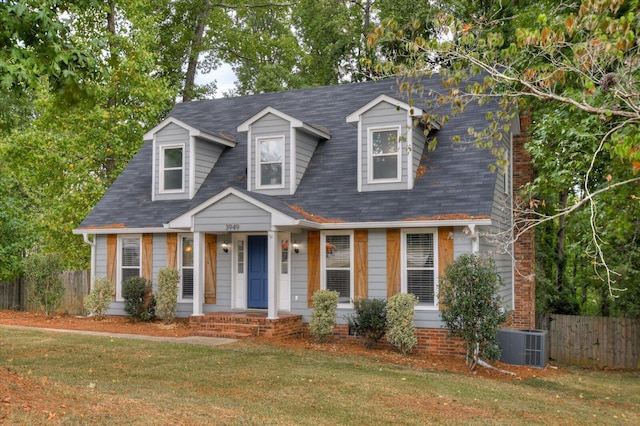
(196, 63), (237, 98)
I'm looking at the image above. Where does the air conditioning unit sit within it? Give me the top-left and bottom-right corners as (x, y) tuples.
(497, 328), (549, 368)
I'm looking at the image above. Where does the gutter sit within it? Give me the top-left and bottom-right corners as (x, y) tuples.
(82, 233), (96, 291)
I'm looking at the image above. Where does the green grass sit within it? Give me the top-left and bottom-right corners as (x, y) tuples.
(1, 327), (639, 425)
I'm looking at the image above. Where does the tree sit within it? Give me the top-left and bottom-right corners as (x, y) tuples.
(439, 254), (509, 371)
(370, 0), (640, 304)
(24, 252), (65, 317)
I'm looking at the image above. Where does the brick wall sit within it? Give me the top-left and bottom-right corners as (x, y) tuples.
(509, 114), (536, 329)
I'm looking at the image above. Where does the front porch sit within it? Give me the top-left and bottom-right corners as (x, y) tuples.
(190, 312), (303, 339)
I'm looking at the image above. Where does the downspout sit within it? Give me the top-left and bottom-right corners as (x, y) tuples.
(82, 233), (96, 291)
(466, 224), (480, 254)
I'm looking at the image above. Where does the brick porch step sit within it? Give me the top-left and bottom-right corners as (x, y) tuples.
(195, 329), (254, 339)
(190, 312), (303, 339)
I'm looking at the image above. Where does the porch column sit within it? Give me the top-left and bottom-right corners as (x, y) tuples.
(267, 229), (279, 319)
(193, 231), (204, 316)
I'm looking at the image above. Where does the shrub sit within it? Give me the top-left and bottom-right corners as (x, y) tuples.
(156, 268), (179, 324)
(347, 298), (387, 348)
(83, 277), (114, 320)
(309, 290), (339, 341)
(122, 276), (156, 322)
(24, 252), (64, 317)
(439, 254), (508, 369)
(386, 293), (418, 355)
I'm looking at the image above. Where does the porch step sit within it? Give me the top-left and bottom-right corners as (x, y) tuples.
(195, 322), (261, 338)
(195, 329), (254, 339)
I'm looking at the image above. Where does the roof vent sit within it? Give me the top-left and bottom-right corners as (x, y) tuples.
(498, 328), (549, 368)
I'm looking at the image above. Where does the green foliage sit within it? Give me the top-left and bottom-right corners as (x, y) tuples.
(386, 293), (418, 355)
(24, 252), (65, 317)
(156, 268), (180, 324)
(439, 254), (507, 369)
(122, 276), (156, 322)
(347, 298), (387, 349)
(309, 290), (339, 342)
(83, 277), (114, 320)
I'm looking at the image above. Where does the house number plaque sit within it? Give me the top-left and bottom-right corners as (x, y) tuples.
(225, 223), (240, 231)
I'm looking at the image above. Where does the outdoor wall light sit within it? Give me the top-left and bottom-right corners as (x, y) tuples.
(221, 242), (229, 253)
(293, 241), (299, 254)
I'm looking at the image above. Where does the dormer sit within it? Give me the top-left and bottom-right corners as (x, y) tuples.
(237, 107), (330, 195)
(144, 117), (236, 201)
(346, 94), (429, 192)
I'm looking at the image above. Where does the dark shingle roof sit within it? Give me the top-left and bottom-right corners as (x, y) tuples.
(78, 76), (499, 230)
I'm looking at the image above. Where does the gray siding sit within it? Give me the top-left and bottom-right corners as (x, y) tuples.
(360, 102), (409, 192)
(152, 234), (167, 289)
(194, 194), (271, 232)
(412, 122), (427, 184)
(194, 138), (225, 194)
(295, 130), (318, 189)
(289, 231), (309, 315)
(367, 229), (387, 300)
(250, 113), (291, 196)
(95, 235), (107, 279)
(155, 123), (190, 201)
(453, 227), (473, 259)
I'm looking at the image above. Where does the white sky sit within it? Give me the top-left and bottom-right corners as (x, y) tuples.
(196, 63), (237, 98)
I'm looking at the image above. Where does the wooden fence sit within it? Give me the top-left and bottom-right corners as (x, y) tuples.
(536, 313), (640, 369)
(0, 271), (90, 315)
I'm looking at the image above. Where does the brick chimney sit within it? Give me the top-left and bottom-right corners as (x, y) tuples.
(510, 114), (536, 329)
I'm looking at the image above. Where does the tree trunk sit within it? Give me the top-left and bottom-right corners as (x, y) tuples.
(183, 0), (212, 102)
(105, 0), (117, 180)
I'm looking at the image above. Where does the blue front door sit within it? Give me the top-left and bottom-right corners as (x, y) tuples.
(247, 235), (268, 309)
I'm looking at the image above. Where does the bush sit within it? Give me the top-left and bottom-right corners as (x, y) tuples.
(386, 293), (418, 355)
(122, 276), (156, 322)
(439, 254), (508, 369)
(309, 290), (339, 341)
(83, 277), (114, 320)
(347, 298), (387, 348)
(24, 252), (64, 317)
(156, 268), (179, 324)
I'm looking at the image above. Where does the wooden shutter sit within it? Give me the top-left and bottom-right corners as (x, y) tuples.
(354, 230), (368, 302)
(142, 234), (153, 281)
(106, 234), (117, 300)
(166, 233), (177, 269)
(204, 234), (217, 304)
(307, 230), (320, 307)
(438, 227), (454, 311)
(386, 229), (401, 298)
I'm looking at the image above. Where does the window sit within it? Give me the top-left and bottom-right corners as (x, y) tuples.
(403, 231), (437, 308)
(258, 137), (284, 187)
(281, 239), (289, 274)
(119, 236), (141, 299)
(180, 235), (194, 300)
(237, 239), (245, 274)
(369, 127), (401, 182)
(161, 145), (184, 192)
(321, 232), (353, 305)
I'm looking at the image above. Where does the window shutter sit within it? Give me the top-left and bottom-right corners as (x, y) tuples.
(142, 234), (153, 281)
(307, 230), (320, 307)
(438, 227), (454, 311)
(166, 233), (177, 269)
(354, 230), (368, 301)
(106, 234), (117, 300)
(386, 229), (401, 298)
(204, 234), (217, 304)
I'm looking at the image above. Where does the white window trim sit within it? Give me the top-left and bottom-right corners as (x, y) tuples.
(401, 228), (439, 311)
(159, 143), (186, 194)
(367, 125), (402, 184)
(320, 230), (354, 308)
(178, 233), (194, 302)
(256, 135), (286, 189)
(116, 234), (142, 302)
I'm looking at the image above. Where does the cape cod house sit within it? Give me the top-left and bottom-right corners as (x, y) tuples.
(74, 76), (535, 354)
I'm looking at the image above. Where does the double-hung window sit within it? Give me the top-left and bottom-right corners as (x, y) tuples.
(321, 232), (353, 305)
(402, 230), (437, 308)
(369, 126), (401, 182)
(180, 234), (194, 300)
(119, 236), (141, 300)
(257, 137), (285, 187)
(161, 145), (184, 192)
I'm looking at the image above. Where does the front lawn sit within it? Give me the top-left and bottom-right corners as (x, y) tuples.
(1, 327), (639, 425)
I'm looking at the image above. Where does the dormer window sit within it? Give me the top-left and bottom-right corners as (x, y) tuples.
(161, 145), (184, 192)
(369, 126), (401, 182)
(257, 136), (285, 188)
